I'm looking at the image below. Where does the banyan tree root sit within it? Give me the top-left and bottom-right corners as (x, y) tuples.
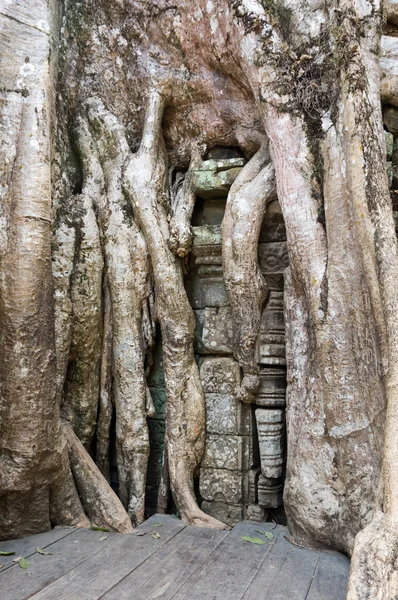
(222, 144), (276, 403)
(75, 110), (151, 525)
(122, 89), (227, 529)
(63, 193), (103, 449)
(169, 144), (205, 257)
(63, 423), (133, 533)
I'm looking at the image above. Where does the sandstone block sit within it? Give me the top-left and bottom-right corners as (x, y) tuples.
(194, 307), (233, 354)
(205, 393), (252, 435)
(202, 434), (253, 471)
(201, 501), (245, 526)
(258, 242), (289, 274)
(200, 357), (240, 394)
(199, 468), (249, 505)
(255, 408), (285, 479)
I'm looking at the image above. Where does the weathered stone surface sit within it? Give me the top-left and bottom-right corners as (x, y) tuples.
(191, 227), (228, 306)
(386, 131), (394, 160)
(259, 200), (286, 243)
(248, 466), (260, 505)
(383, 104), (398, 135)
(202, 434), (253, 471)
(192, 225), (222, 255)
(255, 408), (285, 479)
(205, 393), (252, 435)
(192, 158), (246, 199)
(201, 500), (245, 526)
(200, 357), (240, 394)
(258, 291), (286, 366)
(246, 504), (267, 522)
(200, 468), (249, 505)
(255, 368), (287, 407)
(194, 307), (233, 354)
(258, 242), (289, 274)
(258, 474), (283, 509)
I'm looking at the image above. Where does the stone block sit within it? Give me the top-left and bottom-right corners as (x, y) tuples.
(259, 200), (286, 243)
(205, 393), (252, 435)
(258, 474), (283, 509)
(383, 105), (398, 136)
(200, 357), (240, 394)
(201, 501), (245, 526)
(255, 368), (287, 407)
(202, 434), (253, 471)
(246, 504), (268, 522)
(199, 468), (249, 505)
(258, 242), (289, 274)
(386, 131), (394, 160)
(255, 408), (285, 479)
(194, 307), (234, 354)
(258, 291), (286, 366)
(192, 158), (246, 199)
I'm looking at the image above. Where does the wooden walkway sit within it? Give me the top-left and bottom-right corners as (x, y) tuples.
(0, 514), (350, 600)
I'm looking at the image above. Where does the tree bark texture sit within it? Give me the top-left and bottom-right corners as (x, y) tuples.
(1, 1), (398, 595)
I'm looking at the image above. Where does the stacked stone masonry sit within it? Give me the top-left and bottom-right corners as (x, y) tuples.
(187, 154), (289, 525)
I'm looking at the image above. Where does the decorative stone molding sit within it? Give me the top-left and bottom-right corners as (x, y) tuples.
(258, 291), (286, 366)
(255, 408), (285, 480)
(191, 158), (246, 200)
(258, 474), (283, 509)
(256, 368), (287, 408)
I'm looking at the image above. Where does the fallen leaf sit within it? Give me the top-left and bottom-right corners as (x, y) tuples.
(134, 531), (146, 537)
(90, 526), (110, 532)
(241, 536), (265, 545)
(0, 565), (4, 569)
(0, 551), (15, 556)
(150, 532), (160, 539)
(18, 558), (28, 569)
(256, 530), (274, 540)
(36, 547), (52, 555)
(152, 524), (163, 528)
(99, 536), (108, 542)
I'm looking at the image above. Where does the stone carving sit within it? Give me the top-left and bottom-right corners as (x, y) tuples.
(191, 226), (227, 307)
(256, 368), (287, 407)
(204, 393), (252, 436)
(194, 307), (234, 354)
(200, 468), (249, 505)
(200, 357), (240, 394)
(258, 291), (286, 366)
(202, 434), (253, 471)
(255, 408), (285, 479)
(192, 158), (246, 199)
(200, 501), (245, 525)
(258, 475), (283, 509)
(258, 242), (289, 274)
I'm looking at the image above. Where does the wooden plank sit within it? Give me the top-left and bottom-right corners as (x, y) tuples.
(0, 527), (115, 600)
(102, 523), (229, 600)
(306, 550), (350, 600)
(172, 521), (280, 600)
(0, 527), (76, 572)
(242, 527), (320, 600)
(29, 514), (186, 600)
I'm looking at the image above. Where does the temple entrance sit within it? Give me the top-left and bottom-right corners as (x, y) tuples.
(145, 148), (289, 525)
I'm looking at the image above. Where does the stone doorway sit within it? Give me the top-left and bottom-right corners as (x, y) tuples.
(145, 147), (289, 525)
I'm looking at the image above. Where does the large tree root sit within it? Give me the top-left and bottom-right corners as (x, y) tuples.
(63, 423), (133, 533)
(63, 193), (103, 449)
(75, 108), (152, 525)
(122, 89), (227, 529)
(222, 143), (276, 403)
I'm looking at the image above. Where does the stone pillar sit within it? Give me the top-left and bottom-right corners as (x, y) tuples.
(255, 408), (285, 510)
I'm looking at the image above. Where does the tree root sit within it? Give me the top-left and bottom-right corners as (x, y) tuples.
(347, 512), (398, 600)
(63, 423), (133, 533)
(123, 89), (227, 530)
(222, 144), (276, 403)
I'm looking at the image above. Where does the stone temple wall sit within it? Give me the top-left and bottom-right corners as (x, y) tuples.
(144, 150), (290, 523)
(189, 152), (289, 525)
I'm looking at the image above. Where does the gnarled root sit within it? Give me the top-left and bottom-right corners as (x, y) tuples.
(123, 89), (227, 529)
(169, 144), (204, 257)
(63, 423), (133, 533)
(75, 110), (151, 525)
(222, 144), (276, 403)
(63, 193), (103, 448)
(347, 512), (398, 600)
